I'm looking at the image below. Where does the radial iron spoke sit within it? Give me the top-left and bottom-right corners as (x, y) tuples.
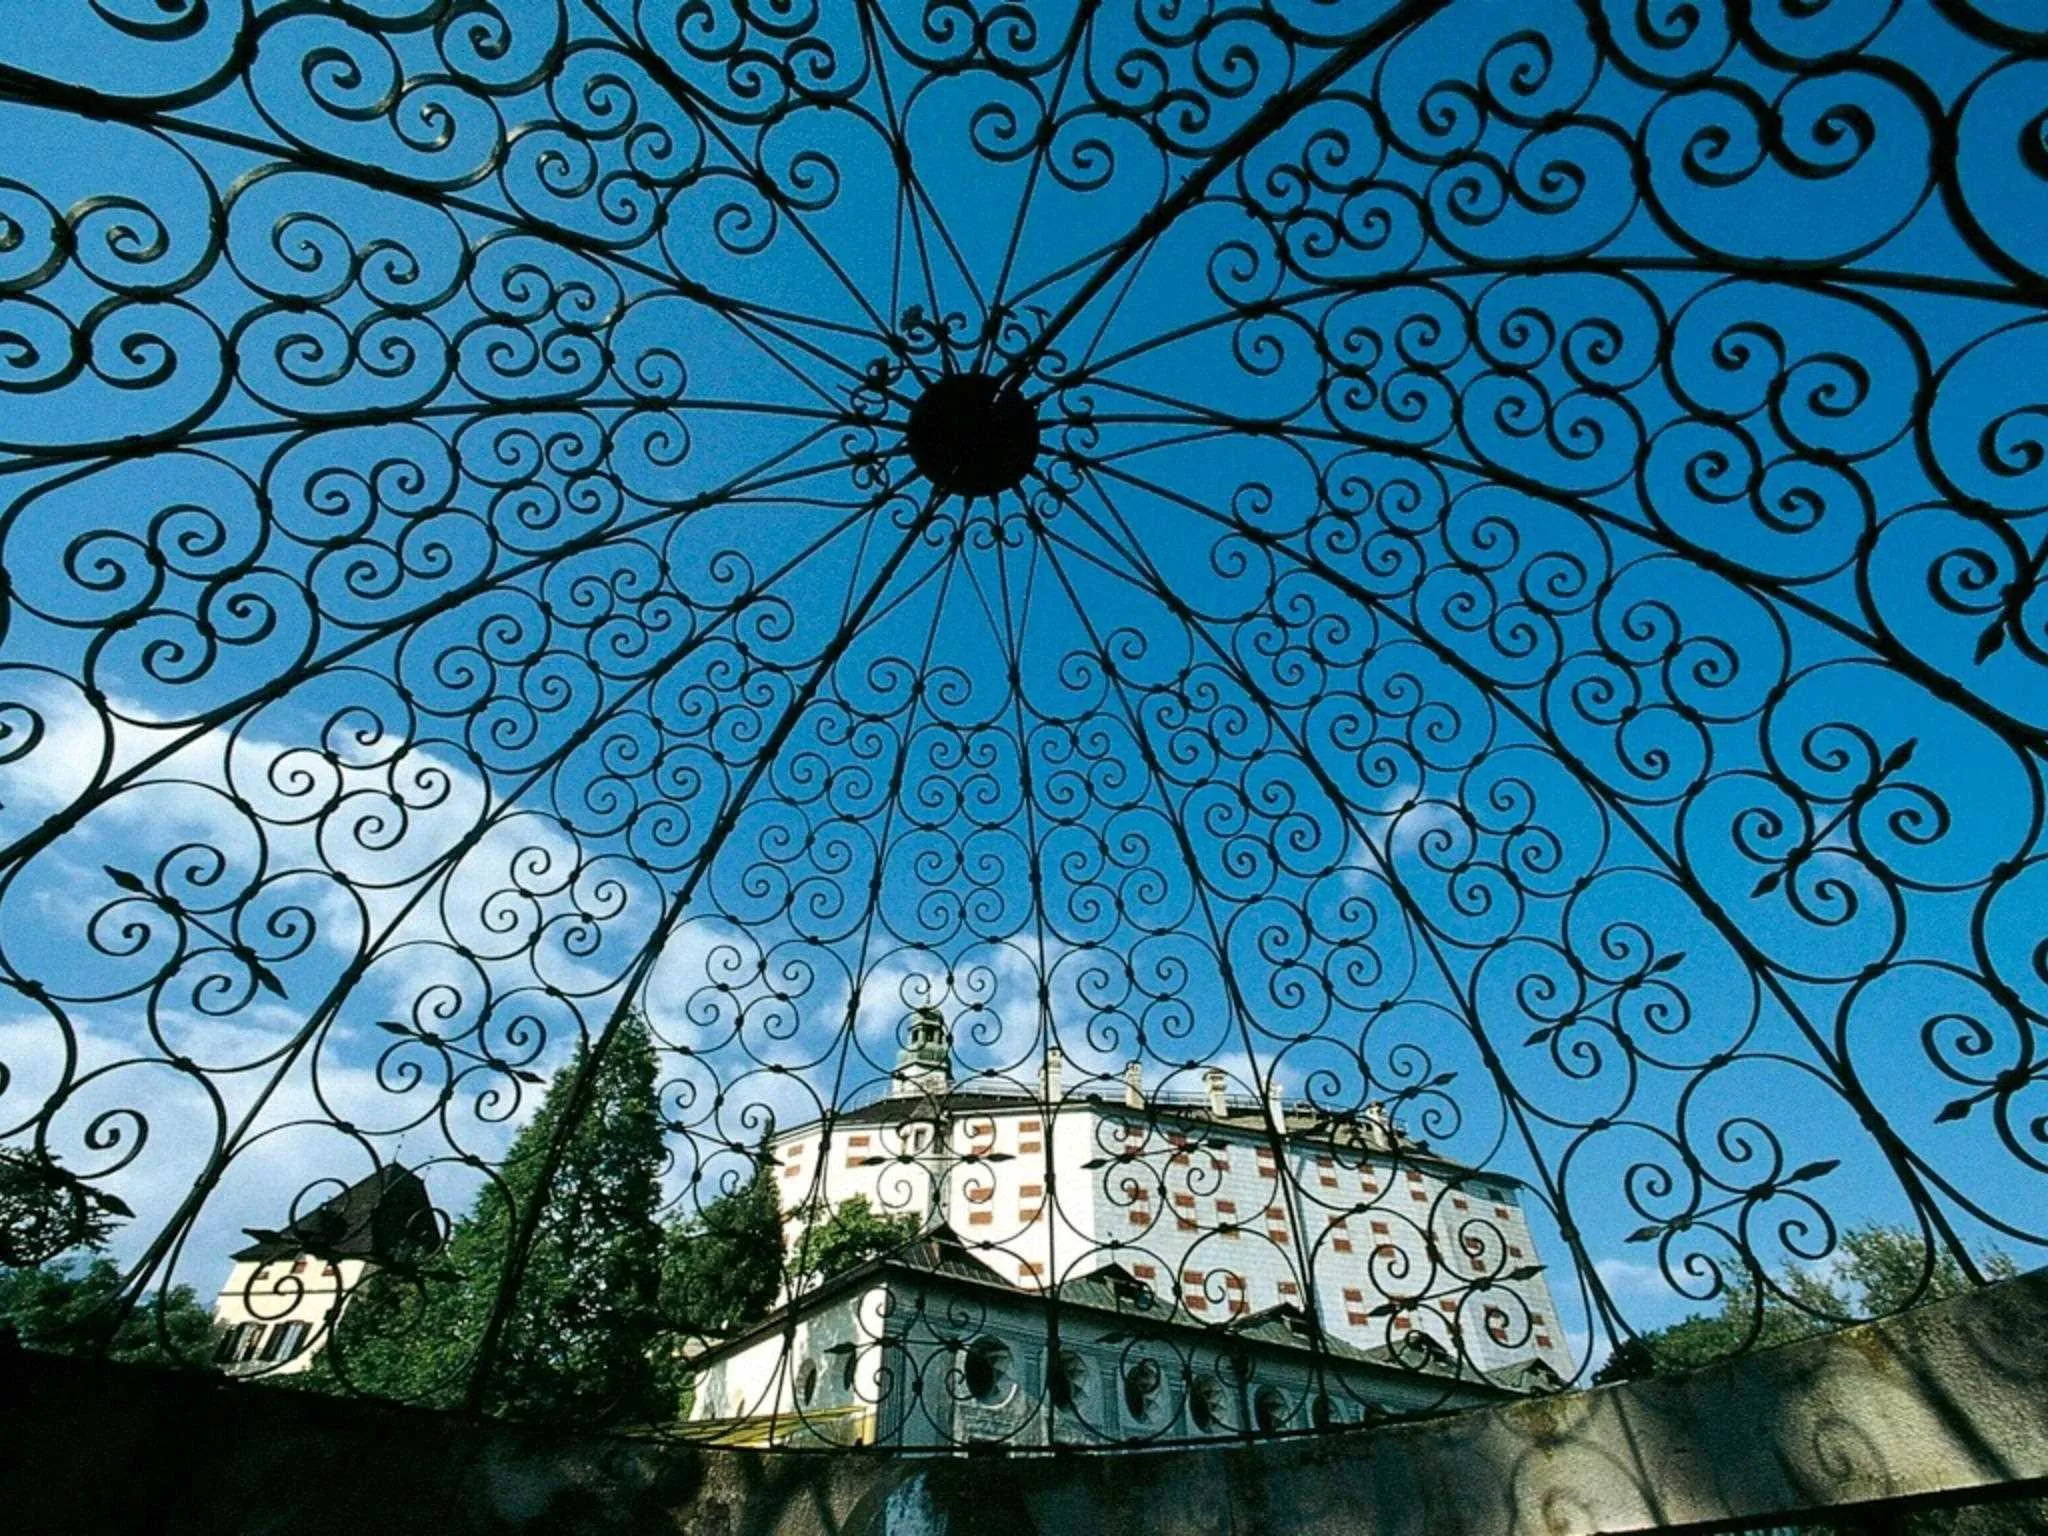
(997, 0), (1457, 387)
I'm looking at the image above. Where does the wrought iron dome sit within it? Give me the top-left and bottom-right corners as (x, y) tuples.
(0, 0), (2045, 1453)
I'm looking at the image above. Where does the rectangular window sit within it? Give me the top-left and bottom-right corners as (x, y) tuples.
(1129, 1210), (1150, 1227)
(1343, 1287), (1362, 1302)
(1370, 1220), (1390, 1235)
(1495, 1206), (1512, 1220)
(1021, 1183), (1044, 1198)
(849, 1135), (870, 1147)
(214, 1322), (260, 1364)
(1174, 1193), (1195, 1208)
(1278, 1281), (1299, 1296)
(1508, 1245), (1524, 1258)
(262, 1320), (311, 1361)
(1020, 1119), (1042, 1133)
(1333, 1236), (1352, 1253)
(1536, 1333), (1552, 1349)
(1133, 1264), (1156, 1280)
(1216, 1199), (1236, 1214)
(968, 1211), (993, 1226)
(1019, 1140), (1041, 1154)
(1406, 1169), (1423, 1183)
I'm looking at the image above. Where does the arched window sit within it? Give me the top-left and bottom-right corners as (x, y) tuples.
(1122, 1357), (1163, 1421)
(1311, 1392), (1334, 1430)
(963, 1337), (1011, 1404)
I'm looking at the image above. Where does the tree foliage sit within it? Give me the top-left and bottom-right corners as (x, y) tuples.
(0, 1147), (132, 1269)
(661, 1152), (784, 1341)
(1596, 1224), (2019, 1384)
(0, 1257), (216, 1368)
(791, 1195), (922, 1284)
(321, 1013), (670, 1423)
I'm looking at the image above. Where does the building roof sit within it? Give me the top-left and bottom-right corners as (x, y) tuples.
(687, 1229), (1516, 1400)
(774, 1083), (1513, 1189)
(232, 1164), (441, 1264)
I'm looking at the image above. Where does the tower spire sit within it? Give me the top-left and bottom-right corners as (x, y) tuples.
(888, 1004), (953, 1098)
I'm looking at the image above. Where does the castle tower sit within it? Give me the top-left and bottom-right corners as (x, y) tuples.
(887, 1005), (952, 1098)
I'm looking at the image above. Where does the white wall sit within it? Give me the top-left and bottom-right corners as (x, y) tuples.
(770, 1099), (1573, 1380)
(210, 1255), (371, 1375)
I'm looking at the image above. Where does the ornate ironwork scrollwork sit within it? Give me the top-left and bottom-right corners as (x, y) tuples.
(0, 0), (2042, 1451)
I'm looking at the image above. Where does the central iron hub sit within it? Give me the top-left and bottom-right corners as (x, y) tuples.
(905, 371), (1040, 498)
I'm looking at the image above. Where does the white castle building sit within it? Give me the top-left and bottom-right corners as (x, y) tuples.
(684, 1011), (1569, 1446)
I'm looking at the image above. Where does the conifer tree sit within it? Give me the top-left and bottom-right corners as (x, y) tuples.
(323, 1011), (669, 1422)
(661, 1149), (784, 1342)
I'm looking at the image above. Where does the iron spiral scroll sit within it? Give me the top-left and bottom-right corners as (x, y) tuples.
(0, 0), (2043, 1451)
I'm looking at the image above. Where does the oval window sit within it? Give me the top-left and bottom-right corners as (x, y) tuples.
(1253, 1386), (1288, 1433)
(963, 1337), (1011, 1404)
(1123, 1358), (1163, 1420)
(1050, 1350), (1088, 1412)
(1189, 1376), (1224, 1432)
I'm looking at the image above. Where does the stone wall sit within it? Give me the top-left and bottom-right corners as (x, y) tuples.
(4, 1267), (2046, 1536)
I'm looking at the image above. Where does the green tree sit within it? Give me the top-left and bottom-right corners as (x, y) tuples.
(322, 1012), (670, 1423)
(1596, 1223), (2018, 1384)
(661, 1151), (784, 1340)
(0, 1147), (132, 1269)
(0, 1257), (216, 1368)
(791, 1194), (921, 1284)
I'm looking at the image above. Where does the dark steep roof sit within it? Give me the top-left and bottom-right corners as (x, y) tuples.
(233, 1164), (441, 1264)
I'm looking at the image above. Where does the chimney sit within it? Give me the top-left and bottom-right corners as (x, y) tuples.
(1122, 1059), (1144, 1109)
(1204, 1068), (1229, 1119)
(1040, 1046), (1063, 1102)
(1265, 1075), (1287, 1128)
